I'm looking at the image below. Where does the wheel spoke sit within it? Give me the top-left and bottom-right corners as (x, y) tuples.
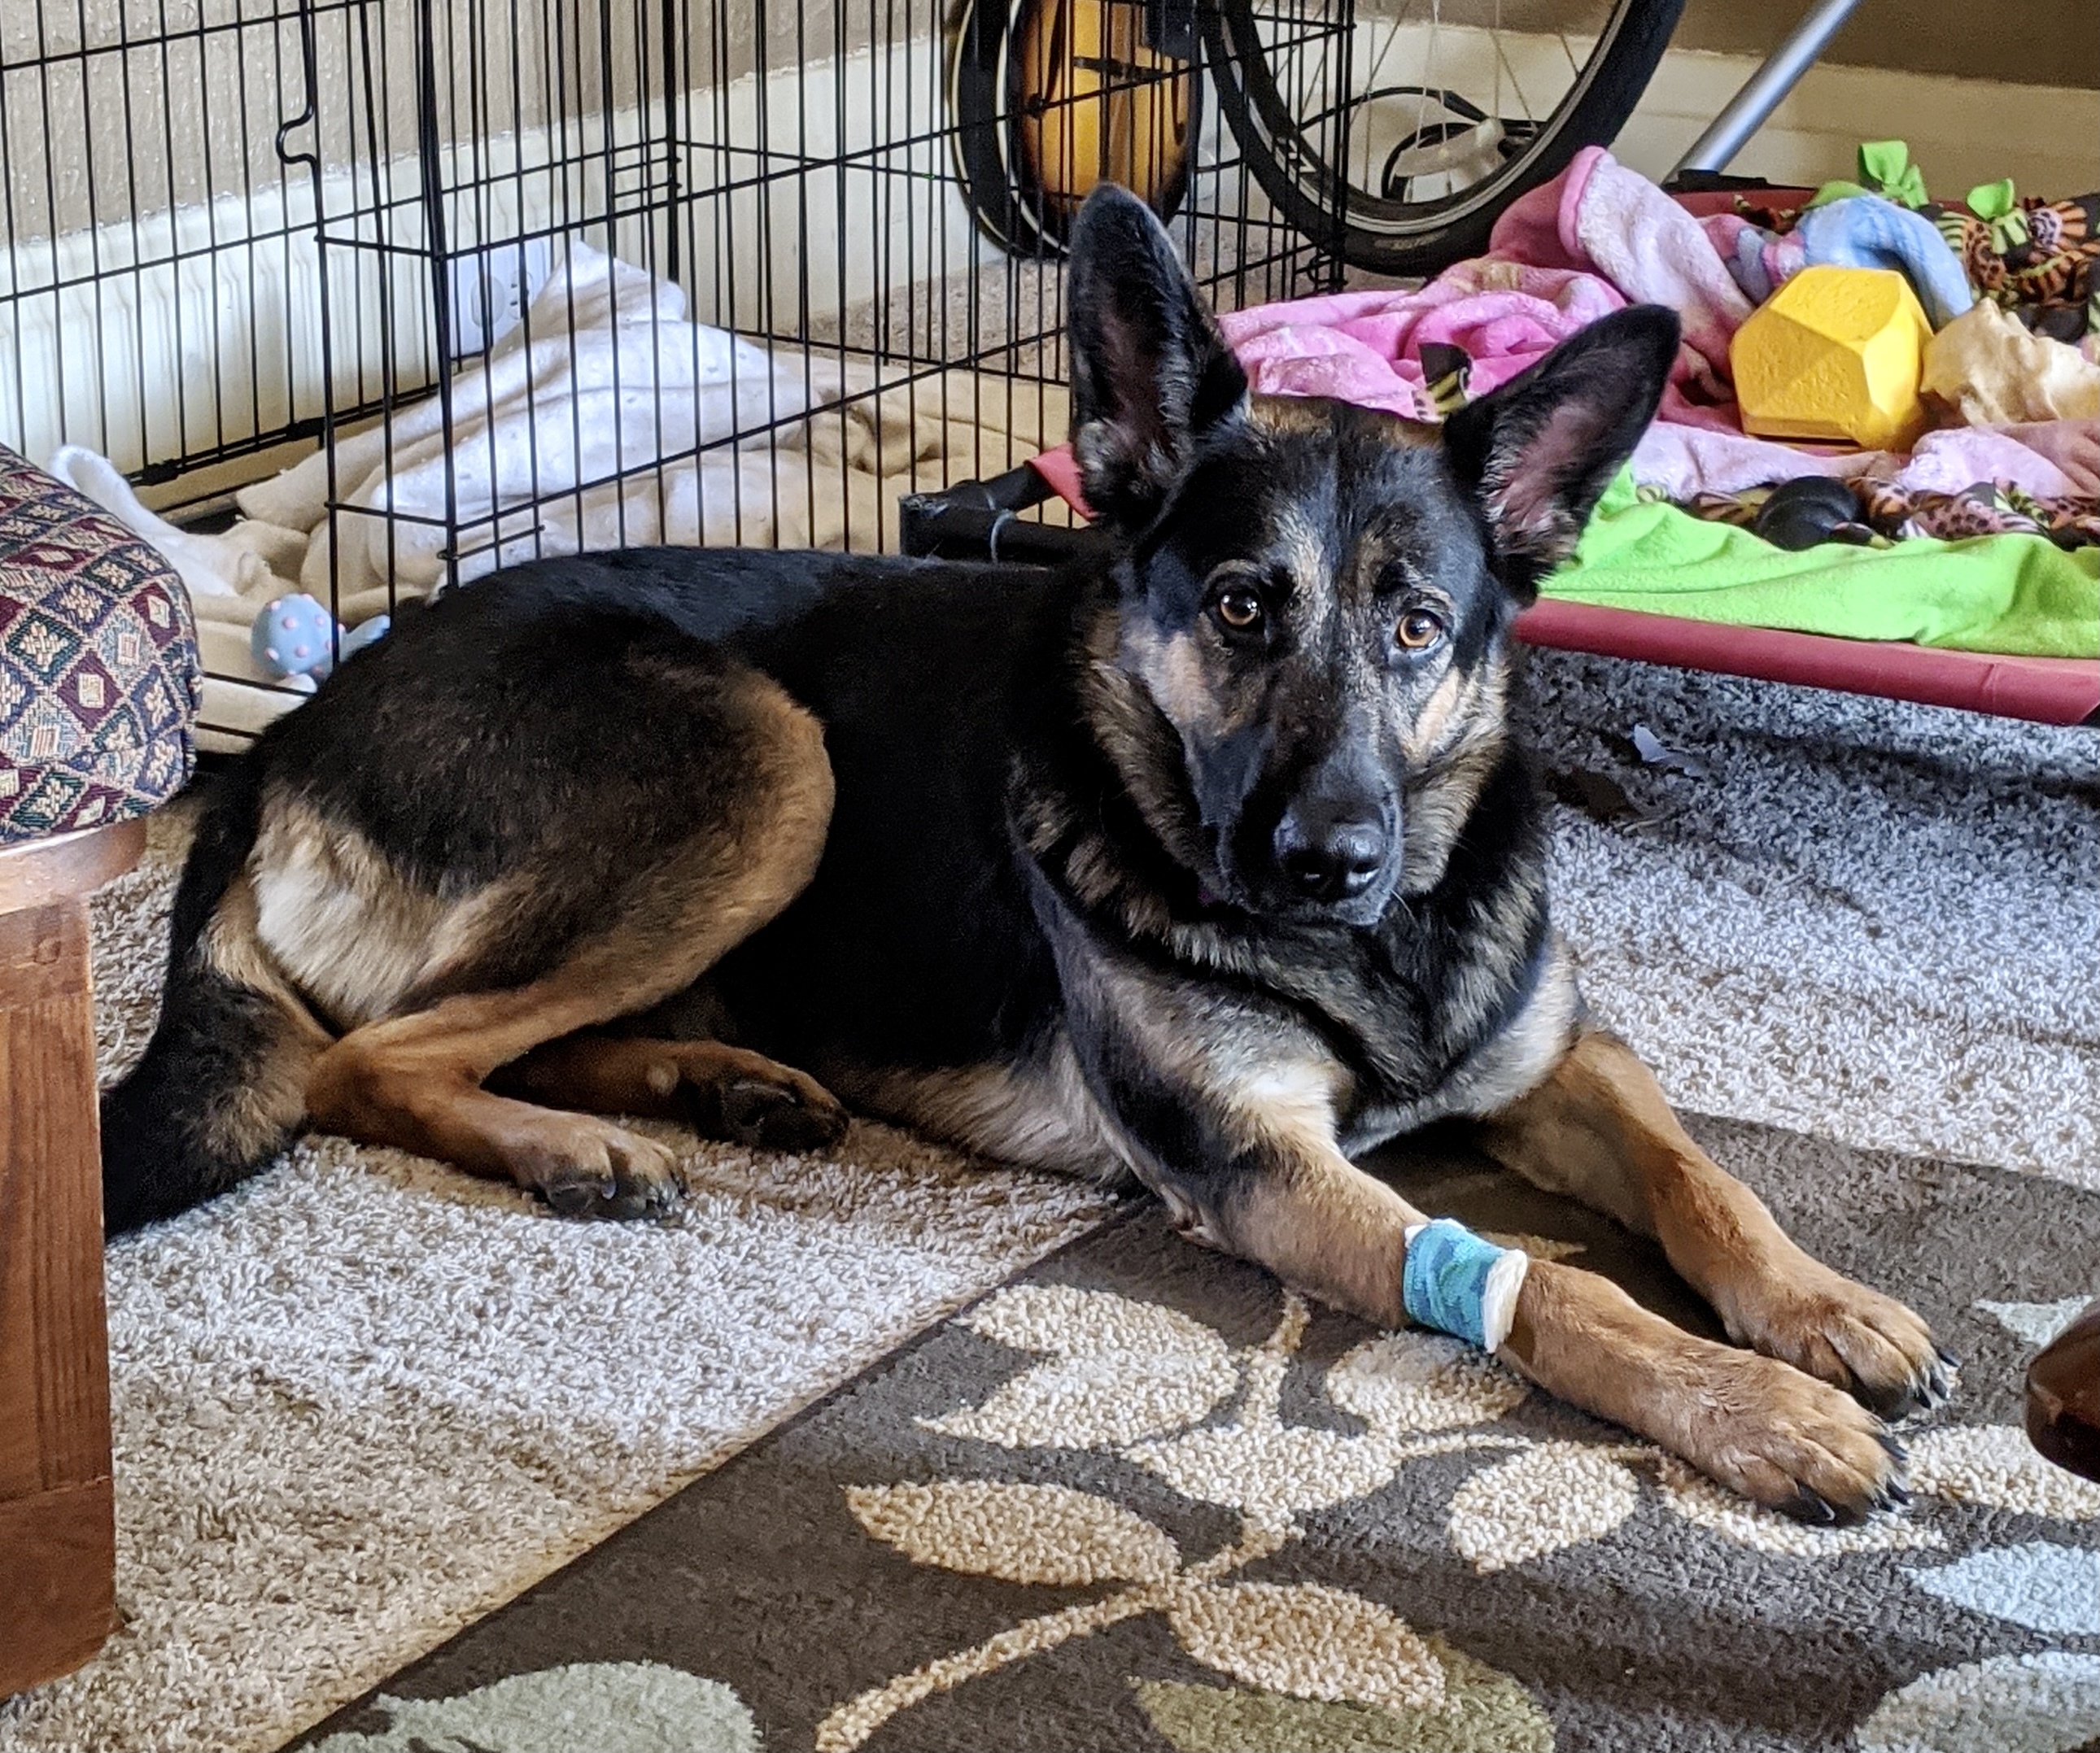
(1416, 2), (1443, 188)
(1491, 28), (1539, 124)
(1494, 0), (1504, 127)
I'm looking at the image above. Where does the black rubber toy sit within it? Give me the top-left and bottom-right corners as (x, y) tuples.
(1753, 476), (1875, 551)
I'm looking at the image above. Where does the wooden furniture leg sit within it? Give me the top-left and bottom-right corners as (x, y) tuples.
(0, 819), (144, 1698)
(2029, 1296), (2100, 1483)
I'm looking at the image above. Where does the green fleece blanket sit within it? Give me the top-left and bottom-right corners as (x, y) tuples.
(1542, 470), (2100, 659)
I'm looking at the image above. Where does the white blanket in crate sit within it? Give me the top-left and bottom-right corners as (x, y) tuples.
(50, 241), (1068, 743)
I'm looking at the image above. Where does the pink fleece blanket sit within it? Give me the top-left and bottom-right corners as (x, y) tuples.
(1216, 260), (1624, 423)
(1489, 146), (1751, 428)
(1216, 150), (1751, 431)
(1627, 419), (2096, 500)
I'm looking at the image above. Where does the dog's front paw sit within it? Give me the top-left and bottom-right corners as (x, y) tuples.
(1718, 1249), (1951, 1421)
(1687, 1345), (1909, 1524)
(513, 1114), (685, 1220)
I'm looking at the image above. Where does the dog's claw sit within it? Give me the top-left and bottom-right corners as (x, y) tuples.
(1901, 1345), (1960, 1415)
(1680, 1342), (1909, 1522)
(1858, 1377), (1922, 1422)
(1722, 1257), (1949, 1427)
(543, 1169), (678, 1220)
(1781, 1488), (1844, 1527)
(517, 1117), (684, 1221)
(544, 1180), (596, 1216)
(592, 1176), (680, 1222)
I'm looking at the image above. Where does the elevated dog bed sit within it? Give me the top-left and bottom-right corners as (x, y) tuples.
(1513, 596), (2098, 725)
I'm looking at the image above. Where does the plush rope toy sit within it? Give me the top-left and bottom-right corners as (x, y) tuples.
(1402, 1219), (1530, 1353)
(251, 593), (390, 682)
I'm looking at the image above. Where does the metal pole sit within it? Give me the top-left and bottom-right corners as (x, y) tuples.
(1670, 0), (1869, 177)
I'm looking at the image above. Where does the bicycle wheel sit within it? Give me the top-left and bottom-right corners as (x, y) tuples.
(1205, 0), (1687, 277)
(949, 0), (1203, 258)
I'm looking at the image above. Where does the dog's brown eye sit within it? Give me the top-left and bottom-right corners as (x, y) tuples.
(1213, 587), (1264, 632)
(1395, 608), (1445, 651)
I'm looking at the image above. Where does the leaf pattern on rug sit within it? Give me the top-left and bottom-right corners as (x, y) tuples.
(1855, 1652), (2100, 1753)
(814, 1498), (1419, 1751)
(1325, 1328), (1532, 1439)
(1909, 1424), (2100, 1520)
(1448, 1443), (1642, 1573)
(1163, 1581), (1444, 1711)
(918, 1284), (1238, 1450)
(304, 1663), (760, 1753)
(820, 1293), (1521, 1750)
(1975, 1295), (2091, 1347)
(1650, 1456), (1944, 1558)
(846, 1480), (1181, 1585)
(822, 1282), (2100, 1751)
(1906, 1542), (2100, 1636)
(1132, 1635), (1556, 1753)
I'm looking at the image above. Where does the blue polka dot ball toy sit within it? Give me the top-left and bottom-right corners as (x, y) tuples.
(250, 595), (389, 681)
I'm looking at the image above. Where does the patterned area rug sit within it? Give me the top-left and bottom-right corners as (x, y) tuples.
(294, 1115), (2100, 1753)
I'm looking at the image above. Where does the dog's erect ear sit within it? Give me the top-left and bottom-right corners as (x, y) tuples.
(1067, 185), (1249, 530)
(1440, 304), (1679, 600)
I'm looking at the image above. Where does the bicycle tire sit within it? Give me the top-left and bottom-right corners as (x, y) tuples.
(948, 0), (1203, 259)
(950, 0), (1053, 256)
(1204, 0), (1687, 277)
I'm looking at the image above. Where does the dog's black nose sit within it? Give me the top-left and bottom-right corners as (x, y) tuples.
(1275, 809), (1389, 900)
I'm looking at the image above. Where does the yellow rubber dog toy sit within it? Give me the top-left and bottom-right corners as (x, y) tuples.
(1731, 265), (1933, 451)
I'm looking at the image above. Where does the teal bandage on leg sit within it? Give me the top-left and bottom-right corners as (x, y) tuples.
(1401, 1219), (1529, 1352)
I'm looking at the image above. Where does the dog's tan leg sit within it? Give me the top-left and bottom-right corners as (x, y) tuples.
(308, 988), (692, 1216)
(498, 1033), (849, 1153)
(306, 676), (835, 1217)
(1214, 1116), (1904, 1520)
(1478, 1027), (1947, 1418)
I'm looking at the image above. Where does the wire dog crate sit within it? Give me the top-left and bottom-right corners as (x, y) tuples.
(2, 0), (1356, 745)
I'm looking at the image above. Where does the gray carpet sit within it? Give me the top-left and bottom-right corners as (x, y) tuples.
(1, 648), (2092, 1752)
(1521, 650), (2098, 1184)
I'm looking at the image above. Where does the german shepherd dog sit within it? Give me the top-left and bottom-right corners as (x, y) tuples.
(106, 186), (1949, 1520)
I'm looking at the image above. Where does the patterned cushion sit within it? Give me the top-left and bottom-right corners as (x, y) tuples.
(0, 444), (201, 843)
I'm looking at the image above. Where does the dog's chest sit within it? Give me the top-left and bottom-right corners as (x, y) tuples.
(1340, 931), (1578, 1148)
(1249, 896), (1574, 1149)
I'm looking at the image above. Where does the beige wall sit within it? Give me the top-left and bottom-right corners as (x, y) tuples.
(1675, 0), (2098, 90)
(0, 0), (910, 245)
